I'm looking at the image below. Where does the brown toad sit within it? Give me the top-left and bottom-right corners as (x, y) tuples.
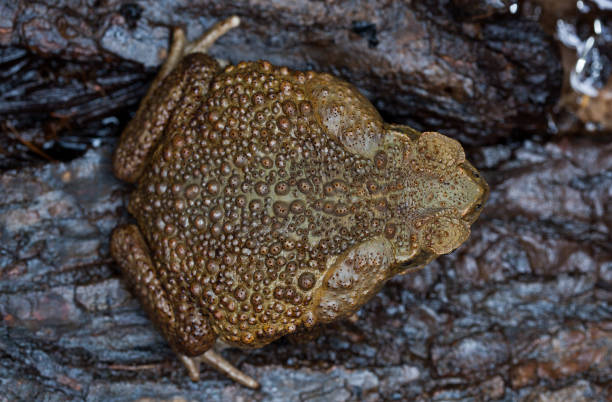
(110, 16), (488, 389)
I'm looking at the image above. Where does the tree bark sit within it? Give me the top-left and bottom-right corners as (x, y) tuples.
(0, 1), (610, 400)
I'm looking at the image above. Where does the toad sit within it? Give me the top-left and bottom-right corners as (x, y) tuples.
(111, 16), (488, 389)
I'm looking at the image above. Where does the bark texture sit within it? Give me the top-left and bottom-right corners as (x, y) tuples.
(0, 1), (610, 401)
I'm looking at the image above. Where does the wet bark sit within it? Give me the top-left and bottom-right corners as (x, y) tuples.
(1, 0), (562, 171)
(0, 1), (610, 401)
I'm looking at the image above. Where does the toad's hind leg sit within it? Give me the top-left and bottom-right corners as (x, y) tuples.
(112, 16), (240, 183)
(159, 15), (240, 81)
(178, 349), (260, 389)
(184, 16), (240, 57)
(111, 225), (259, 389)
(111, 224), (216, 354)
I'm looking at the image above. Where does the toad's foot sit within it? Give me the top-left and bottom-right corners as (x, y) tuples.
(185, 15), (240, 55)
(113, 16), (239, 182)
(159, 15), (240, 82)
(178, 349), (260, 389)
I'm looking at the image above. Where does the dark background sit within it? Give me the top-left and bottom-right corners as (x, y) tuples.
(0, 1), (610, 400)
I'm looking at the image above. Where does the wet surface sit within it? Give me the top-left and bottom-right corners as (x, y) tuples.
(1, 0), (563, 170)
(0, 0), (611, 401)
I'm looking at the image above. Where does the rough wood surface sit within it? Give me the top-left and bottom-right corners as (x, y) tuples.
(0, 1), (610, 401)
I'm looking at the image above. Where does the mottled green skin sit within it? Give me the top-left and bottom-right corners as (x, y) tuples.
(111, 55), (488, 356)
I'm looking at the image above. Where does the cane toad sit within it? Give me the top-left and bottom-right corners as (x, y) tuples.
(110, 16), (489, 389)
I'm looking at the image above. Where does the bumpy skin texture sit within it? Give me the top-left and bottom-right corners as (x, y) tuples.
(112, 56), (488, 354)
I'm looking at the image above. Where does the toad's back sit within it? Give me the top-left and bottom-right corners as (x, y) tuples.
(112, 18), (489, 388)
(128, 61), (399, 346)
(128, 59), (486, 348)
